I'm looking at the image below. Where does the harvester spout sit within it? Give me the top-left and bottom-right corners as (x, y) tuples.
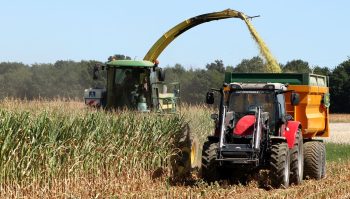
(143, 8), (280, 72)
(144, 9), (248, 63)
(246, 15), (261, 20)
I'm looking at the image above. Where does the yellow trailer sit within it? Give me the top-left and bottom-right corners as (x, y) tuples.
(286, 76), (330, 138)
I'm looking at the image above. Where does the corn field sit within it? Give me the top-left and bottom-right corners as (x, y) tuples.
(0, 99), (350, 198)
(0, 100), (187, 193)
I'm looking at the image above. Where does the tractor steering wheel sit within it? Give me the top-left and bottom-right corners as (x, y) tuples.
(247, 105), (258, 113)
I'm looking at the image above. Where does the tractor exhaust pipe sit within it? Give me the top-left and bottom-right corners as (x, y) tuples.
(254, 107), (262, 150)
(218, 88), (226, 149)
(219, 106), (226, 149)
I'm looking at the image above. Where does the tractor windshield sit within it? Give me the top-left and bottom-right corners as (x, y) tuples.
(227, 90), (275, 121)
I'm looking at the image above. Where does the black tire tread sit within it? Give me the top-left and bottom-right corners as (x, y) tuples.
(269, 142), (290, 188)
(290, 129), (303, 185)
(303, 141), (324, 180)
(317, 142), (326, 178)
(201, 141), (219, 183)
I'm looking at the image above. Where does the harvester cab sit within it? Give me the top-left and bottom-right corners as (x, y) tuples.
(84, 60), (180, 113)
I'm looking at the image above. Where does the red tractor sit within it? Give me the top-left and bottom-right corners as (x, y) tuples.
(202, 73), (329, 188)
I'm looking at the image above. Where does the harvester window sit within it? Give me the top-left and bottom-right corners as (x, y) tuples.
(111, 68), (153, 110)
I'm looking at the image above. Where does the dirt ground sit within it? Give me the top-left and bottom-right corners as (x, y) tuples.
(326, 123), (350, 144)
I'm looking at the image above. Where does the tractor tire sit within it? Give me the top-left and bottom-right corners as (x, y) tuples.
(171, 124), (199, 180)
(289, 129), (304, 185)
(269, 142), (290, 188)
(201, 140), (220, 183)
(303, 141), (325, 180)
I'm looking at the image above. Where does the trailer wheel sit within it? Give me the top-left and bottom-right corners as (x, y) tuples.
(303, 141), (325, 180)
(201, 140), (220, 183)
(290, 129), (303, 185)
(269, 142), (290, 188)
(319, 142), (326, 178)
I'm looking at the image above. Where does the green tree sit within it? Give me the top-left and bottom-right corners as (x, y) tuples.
(206, 60), (225, 73)
(283, 60), (311, 73)
(313, 66), (331, 76)
(329, 58), (350, 113)
(232, 56), (268, 72)
(109, 54), (131, 61)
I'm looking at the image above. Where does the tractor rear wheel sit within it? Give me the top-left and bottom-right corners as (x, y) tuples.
(201, 140), (220, 183)
(303, 141), (325, 180)
(171, 124), (199, 180)
(290, 129), (303, 185)
(269, 142), (290, 188)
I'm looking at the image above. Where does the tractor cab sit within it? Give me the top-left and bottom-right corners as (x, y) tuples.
(208, 83), (294, 139)
(203, 82), (301, 186)
(223, 83), (296, 136)
(202, 77), (309, 188)
(84, 60), (180, 113)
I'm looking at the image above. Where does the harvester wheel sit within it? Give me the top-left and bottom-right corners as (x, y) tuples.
(290, 129), (303, 185)
(201, 140), (220, 183)
(171, 124), (199, 180)
(303, 141), (325, 180)
(269, 142), (290, 188)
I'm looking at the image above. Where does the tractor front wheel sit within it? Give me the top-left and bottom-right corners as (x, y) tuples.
(269, 142), (290, 188)
(201, 140), (220, 183)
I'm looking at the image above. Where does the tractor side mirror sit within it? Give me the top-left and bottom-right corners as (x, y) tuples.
(206, 92), (214, 104)
(157, 68), (165, 81)
(291, 92), (300, 106)
(93, 64), (100, 80)
(280, 116), (287, 125)
(284, 114), (294, 121)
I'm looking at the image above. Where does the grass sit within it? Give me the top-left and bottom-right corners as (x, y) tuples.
(0, 99), (350, 198)
(325, 143), (350, 162)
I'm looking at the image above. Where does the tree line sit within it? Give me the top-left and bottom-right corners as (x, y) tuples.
(0, 55), (349, 113)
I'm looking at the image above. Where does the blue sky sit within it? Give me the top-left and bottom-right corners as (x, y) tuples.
(0, 1), (349, 69)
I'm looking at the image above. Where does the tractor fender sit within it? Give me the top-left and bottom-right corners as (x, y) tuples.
(282, 121), (301, 149)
